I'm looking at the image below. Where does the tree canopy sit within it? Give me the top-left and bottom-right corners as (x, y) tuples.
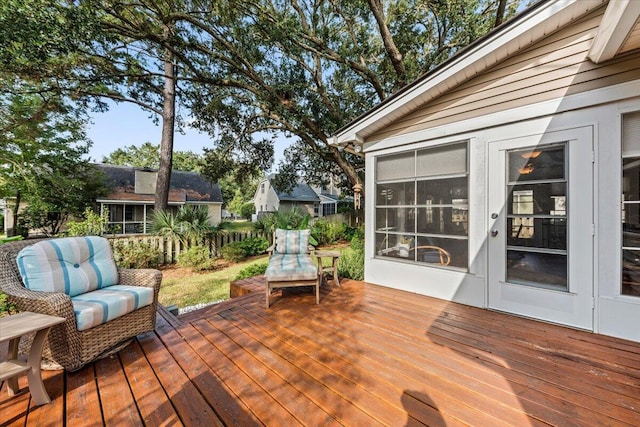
(1, 0), (527, 202)
(176, 0), (525, 194)
(102, 142), (204, 172)
(0, 81), (109, 236)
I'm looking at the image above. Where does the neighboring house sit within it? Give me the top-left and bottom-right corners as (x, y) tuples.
(253, 175), (321, 218)
(332, 0), (640, 343)
(97, 164), (223, 234)
(310, 175), (354, 217)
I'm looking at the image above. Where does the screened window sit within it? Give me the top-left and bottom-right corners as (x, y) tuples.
(375, 142), (469, 269)
(622, 111), (640, 297)
(104, 203), (154, 234)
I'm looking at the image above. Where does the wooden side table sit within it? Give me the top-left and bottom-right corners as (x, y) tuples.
(315, 250), (341, 287)
(0, 312), (65, 405)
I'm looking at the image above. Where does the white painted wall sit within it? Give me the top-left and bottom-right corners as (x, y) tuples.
(363, 80), (640, 342)
(253, 179), (281, 214)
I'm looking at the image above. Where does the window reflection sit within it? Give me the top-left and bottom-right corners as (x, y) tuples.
(508, 145), (565, 182)
(505, 143), (568, 290)
(622, 156), (640, 296)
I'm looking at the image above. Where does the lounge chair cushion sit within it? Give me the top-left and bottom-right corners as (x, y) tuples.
(265, 254), (318, 281)
(16, 236), (119, 297)
(71, 285), (155, 331)
(274, 229), (310, 254)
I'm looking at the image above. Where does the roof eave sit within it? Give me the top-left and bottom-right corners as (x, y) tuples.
(588, 0), (640, 63)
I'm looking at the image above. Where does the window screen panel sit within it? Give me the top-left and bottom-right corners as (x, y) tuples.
(416, 142), (467, 178)
(623, 111), (640, 155)
(376, 151), (415, 181)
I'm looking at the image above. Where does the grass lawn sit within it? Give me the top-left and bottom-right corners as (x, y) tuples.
(222, 219), (254, 232)
(158, 254), (269, 309)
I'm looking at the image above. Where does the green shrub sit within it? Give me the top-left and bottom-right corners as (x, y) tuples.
(65, 207), (110, 236)
(220, 237), (269, 262)
(0, 291), (17, 318)
(111, 240), (162, 268)
(343, 226), (359, 242)
(239, 237), (269, 256)
(234, 262), (268, 280)
(240, 202), (255, 219)
(311, 219), (347, 245)
(177, 245), (217, 271)
(338, 231), (364, 280)
(220, 241), (246, 262)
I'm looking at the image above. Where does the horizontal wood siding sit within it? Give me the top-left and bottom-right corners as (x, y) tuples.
(369, 6), (640, 142)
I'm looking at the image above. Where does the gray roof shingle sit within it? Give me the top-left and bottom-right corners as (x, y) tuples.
(96, 164), (223, 203)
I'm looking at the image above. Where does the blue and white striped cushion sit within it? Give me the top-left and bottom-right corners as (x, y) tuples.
(265, 254), (318, 281)
(17, 237), (119, 297)
(71, 285), (154, 331)
(274, 229), (310, 254)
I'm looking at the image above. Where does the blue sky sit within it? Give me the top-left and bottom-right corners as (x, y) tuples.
(86, 101), (288, 169)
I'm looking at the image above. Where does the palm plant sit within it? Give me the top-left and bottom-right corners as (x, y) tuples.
(151, 209), (185, 243)
(178, 205), (214, 245)
(253, 207), (317, 245)
(152, 205), (226, 250)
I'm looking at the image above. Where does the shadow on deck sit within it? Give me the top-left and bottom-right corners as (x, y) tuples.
(1, 278), (639, 426)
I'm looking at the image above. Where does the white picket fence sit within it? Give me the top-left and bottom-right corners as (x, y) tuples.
(108, 231), (268, 265)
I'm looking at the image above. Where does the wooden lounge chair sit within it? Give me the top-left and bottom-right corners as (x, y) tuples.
(265, 229), (319, 308)
(0, 237), (161, 371)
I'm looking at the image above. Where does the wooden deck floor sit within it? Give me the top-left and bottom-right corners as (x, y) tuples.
(1, 278), (639, 426)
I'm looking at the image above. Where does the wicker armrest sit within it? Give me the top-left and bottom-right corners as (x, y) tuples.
(118, 268), (162, 290)
(3, 285), (74, 318)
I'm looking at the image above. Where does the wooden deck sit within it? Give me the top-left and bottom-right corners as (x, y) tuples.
(1, 278), (639, 426)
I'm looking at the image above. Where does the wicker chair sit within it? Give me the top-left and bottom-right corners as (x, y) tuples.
(0, 238), (162, 371)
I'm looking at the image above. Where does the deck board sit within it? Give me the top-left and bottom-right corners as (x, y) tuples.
(119, 340), (182, 426)
(66, 365), (103, 426)
(1, 279), (639, 426)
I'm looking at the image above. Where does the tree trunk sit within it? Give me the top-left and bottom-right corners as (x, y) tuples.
(156, 41), (176, 212)
(367, 0), (406, 88)
(9, 191), (21, 237)
(494, 0), (508, 27)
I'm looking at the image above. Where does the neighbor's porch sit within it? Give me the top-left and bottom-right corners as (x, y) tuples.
(1, 279), (639, 426)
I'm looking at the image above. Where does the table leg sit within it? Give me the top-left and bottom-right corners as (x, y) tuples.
(333, 257), (340, 287)
(6, 337), (20, 396)
(26, 327), (53, 405)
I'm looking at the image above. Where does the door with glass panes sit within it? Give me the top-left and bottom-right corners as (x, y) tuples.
(487, 127), (594, 330)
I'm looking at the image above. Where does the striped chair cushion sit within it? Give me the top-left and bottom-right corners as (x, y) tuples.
(265, 254), (318, 281)
(71, 285), (154, 331)
(274, 229), (310, 254)
(17, 236), (119, 297)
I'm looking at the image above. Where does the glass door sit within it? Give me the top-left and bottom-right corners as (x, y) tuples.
(488, 127), (594, 330)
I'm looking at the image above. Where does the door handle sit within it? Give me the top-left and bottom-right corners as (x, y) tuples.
(491, 229), (499, 237)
